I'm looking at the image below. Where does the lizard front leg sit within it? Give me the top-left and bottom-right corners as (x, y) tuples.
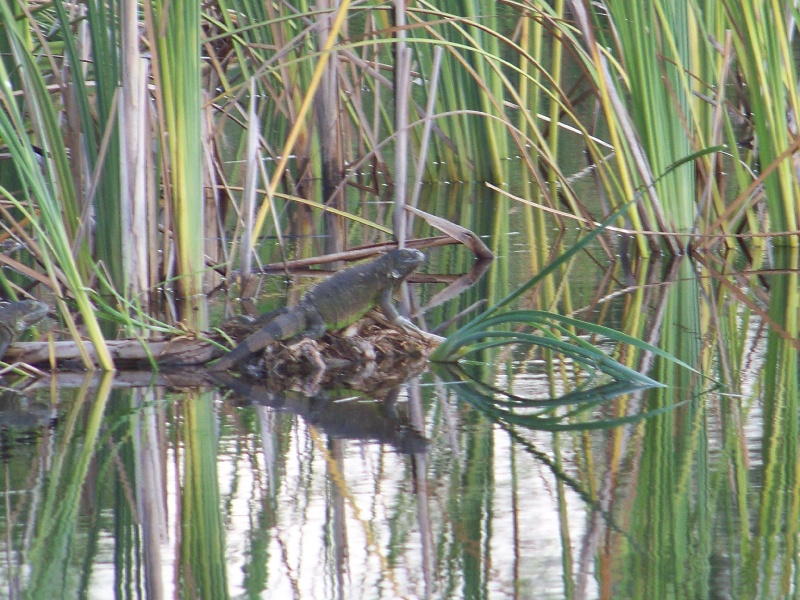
(376, 285), (445, 344)
(300, 309), (327, 340)
(379, 285), (417, 331)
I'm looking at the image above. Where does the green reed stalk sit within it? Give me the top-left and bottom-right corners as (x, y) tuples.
(414, 1), (508, 182)
(546, 0), (564, 208)
(688, 1), (734, 243)
(0, 1), (25, 191)
(562, 0), (731, 254)
(603, 1), (696, 236)
(539, 1), (572, 378)
(152, 0), (207, 328)
(460, 0), (507, 183)
(56, 0), (124, 289)
(724, 0), (800, 243)
(517, 11), (556, 304)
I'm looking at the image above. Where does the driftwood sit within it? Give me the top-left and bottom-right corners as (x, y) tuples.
(3, 336), (223, 369)
(3, 315), (442, 372)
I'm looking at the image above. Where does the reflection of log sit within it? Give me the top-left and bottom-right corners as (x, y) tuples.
(15, 370), (218, 390)
(4, 337), (223, 369)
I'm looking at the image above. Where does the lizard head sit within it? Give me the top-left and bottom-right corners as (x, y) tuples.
(386, 248), (426, 279)
(1, 300), (49, 334)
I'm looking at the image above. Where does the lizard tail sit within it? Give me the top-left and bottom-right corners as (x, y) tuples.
(209, 345), (252, 371)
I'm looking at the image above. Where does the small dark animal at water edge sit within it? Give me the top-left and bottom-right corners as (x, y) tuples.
(0, 301), (48, 362)
(211, 248), (427, 371)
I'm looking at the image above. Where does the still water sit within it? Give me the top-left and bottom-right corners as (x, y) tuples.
(0, 240), (797, 599)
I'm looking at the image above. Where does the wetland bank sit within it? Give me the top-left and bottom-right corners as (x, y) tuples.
(1, 1), (800, 598)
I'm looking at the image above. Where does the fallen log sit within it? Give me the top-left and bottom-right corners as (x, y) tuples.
(3, 336), (223, 369)
(2, 316), (442, 371)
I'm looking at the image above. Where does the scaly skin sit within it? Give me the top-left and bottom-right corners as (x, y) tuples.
(0, 300), (49, 360)
(212, 248), (426, 371)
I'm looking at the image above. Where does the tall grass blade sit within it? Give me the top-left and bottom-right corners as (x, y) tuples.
(152, 0), (207, 328)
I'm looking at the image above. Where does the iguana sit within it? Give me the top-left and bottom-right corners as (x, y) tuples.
(211, 248), (426, 371)
(0, 300), (49, 361)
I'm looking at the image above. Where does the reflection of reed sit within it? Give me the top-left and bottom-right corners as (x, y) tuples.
(590, 249), (800, 598)
(181, 391), (227, 597)
(134, 388), (167, 599)
(577, 248), (671, 597)
(744, 247), (799, 598)
(611, 256), (707, 598)
(594, 251), (676, 589)
(23, 373), (112, 596)
(408, 377), (435, 596)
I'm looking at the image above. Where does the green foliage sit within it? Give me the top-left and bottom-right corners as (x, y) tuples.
(53, 0), (124, 288)
(724, 0), (800, 236)
(153, 0), (207, 328)
(1, 0), (799, 360)
(435, 363), (680, 432)
(0, 2), (113, 368)
(434, 200), (661, 367)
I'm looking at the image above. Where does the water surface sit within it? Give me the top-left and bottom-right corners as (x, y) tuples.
(0, 237), (796, 599)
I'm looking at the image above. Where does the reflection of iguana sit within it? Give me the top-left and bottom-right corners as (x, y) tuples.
(0, 301), (48, 361)
(211, 370), (429, 454)
(211, 249), (426, 371)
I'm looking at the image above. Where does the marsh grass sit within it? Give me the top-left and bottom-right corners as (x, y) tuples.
(0, 1), (798, 363)
(0, 2), (113, 368)
(1, 6), (799, 598)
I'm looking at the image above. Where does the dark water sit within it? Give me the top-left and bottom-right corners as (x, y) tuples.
(0, 235), (797, 599)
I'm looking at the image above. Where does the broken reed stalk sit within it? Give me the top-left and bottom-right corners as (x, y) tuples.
(393, 47), (413, 247)
(119, 1), (150, 313)
(393, 0), (410, 248)
(241, 79), (259, 283)
(316, 0), (346, 256)
(410, 45), (444, 217)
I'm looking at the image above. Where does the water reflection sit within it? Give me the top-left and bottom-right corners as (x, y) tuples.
(213, 372), (429, 454)
(0, 251), (797, 598)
